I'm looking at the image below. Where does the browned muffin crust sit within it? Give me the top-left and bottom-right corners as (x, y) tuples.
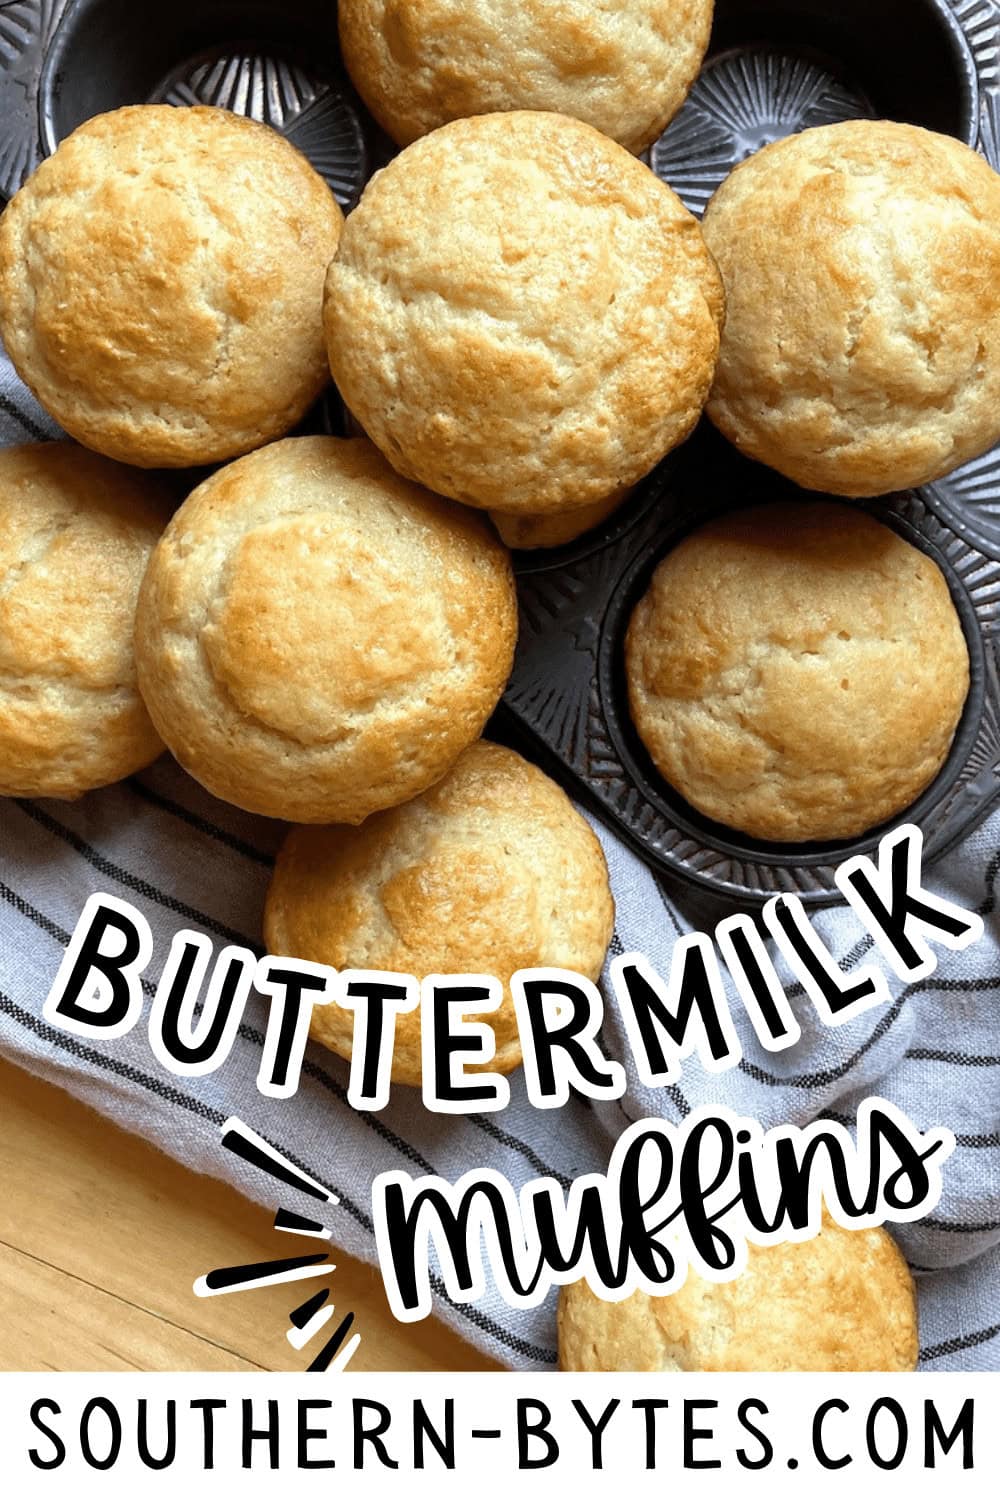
(0, 105), (342, 467)
(339, 0), (713, 154)
(702, 120), (1000, 496)
(135, 436), (518, 824)
(325, 111), (724, 516)
(626, 501), (969, 842)
(265, 740), (615, 1085)
(559, 1221), (919, 1372)
(0, 441), (167, 798)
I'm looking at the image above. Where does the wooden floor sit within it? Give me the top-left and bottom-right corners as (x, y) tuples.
(0, 1057), (498, 1372)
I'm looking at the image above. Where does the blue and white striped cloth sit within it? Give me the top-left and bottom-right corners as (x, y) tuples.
(0, 355), (997, 1372)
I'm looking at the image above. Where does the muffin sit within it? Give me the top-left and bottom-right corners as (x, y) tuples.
(134, 436), (517, 823)
(0, 105), (342, 468)
(0, 442), (167, 798)
(264, 741), (615, 1084)
(625, 502), (969, 842)
(558, 1221), (918, 1371)
(701, 120), (1000, 496)
(489, 485), (633, 550)
(324, 111), (724, 516)
(339, 0), (714, 154)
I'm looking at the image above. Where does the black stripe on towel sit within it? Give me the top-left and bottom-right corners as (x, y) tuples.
(13, 800), (263, 954)
(127, 777), (276, 867)
(920, 1321), (1000, 1363)
(0, 391), (50, 441)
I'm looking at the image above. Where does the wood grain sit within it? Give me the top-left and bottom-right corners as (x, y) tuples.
(0, 1056), (499, 1373)
(0, 1244), (262, 1373)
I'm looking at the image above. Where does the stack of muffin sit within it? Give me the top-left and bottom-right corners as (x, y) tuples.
(3, 0), (998, 1373)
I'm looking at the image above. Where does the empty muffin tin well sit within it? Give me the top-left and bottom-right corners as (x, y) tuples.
(24, 0), (371, 208)
(0, 0), (997, 904)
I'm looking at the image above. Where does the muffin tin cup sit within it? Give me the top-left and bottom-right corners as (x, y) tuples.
(650, 0), (983, 212)
(0, 0), (998, 905)
(502, 425), (1000, 906)
(2, 0), (372, 209)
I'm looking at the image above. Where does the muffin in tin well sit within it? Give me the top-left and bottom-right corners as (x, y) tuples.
(339, 0), (713, 154)
(625, 501), (970, 843)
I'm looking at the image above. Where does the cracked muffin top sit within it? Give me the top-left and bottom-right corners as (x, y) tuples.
(264, 739), (615, 1086)
(701, 120), (1000, 497)
(0, 105), (342, 468)
(338, 0), (713, 154)
(134, 435), (518, 824)
(558, 1220), (918, 1371)
(625, 501), (970, 843)
(324, 110), (724, 516)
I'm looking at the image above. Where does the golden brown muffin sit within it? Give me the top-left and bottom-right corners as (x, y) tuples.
(0, 442), (167, 798)
(324, 111), (724, 516)
(0, 105), (342, 468)
(701, 120), (1000, 496)
(625, 502), (969, 842)
(264, 741), (615, 1084)
(339, 0), (713, 154)
(558, 1222), (918, 1371)
(489, 484), (634, 550)
(134, 435), (517, 824)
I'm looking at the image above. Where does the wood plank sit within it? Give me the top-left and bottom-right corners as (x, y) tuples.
(0, 1057), (498, 1372)
(0, 1242), (262, 1372)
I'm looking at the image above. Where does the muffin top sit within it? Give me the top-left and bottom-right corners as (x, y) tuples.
(339, 0), (713, 154)
(0, 441), (167, 798)
(558, 1221), (918, 1372)
(625, 501), (970, 842)
(325, 111), (724, 515)
(0, 105), (342, 468)
(265, 740), (615, 1085)
(702, 120), (1000, 496)
(134, 436), (517, 823)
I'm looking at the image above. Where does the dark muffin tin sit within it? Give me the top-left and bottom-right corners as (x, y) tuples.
(1, 0), (998, 905)
(507, 430), (1000, 905)
(1, 0), (373, 208)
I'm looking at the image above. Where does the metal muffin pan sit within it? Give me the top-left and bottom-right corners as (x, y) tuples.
(507, 426), (1000, 905)
(0, 0), (373, 208)
(0, 0), (998, 905)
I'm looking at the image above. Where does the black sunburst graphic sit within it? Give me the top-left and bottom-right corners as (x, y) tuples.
(193, 1117), (361, 1373)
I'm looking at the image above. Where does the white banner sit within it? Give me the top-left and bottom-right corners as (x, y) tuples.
(0, 1372), (994, 1498)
